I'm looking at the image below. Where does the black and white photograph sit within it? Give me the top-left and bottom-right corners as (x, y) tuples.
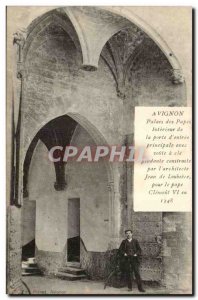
(6, 6), (193, 295)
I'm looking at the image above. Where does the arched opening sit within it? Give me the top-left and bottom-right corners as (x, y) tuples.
(22, 113), (114, 276)
(100, 25), (186, 103)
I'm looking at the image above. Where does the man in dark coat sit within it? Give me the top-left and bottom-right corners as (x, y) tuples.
(119, 229), (145, 292)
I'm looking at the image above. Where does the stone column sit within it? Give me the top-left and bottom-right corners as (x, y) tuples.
(107, 160), (127, 250)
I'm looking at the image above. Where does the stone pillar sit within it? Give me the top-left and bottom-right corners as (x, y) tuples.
(125, 134), (134, 228)
(7, 30), (26, 294)
(107, 179), (121, 249)
(107, 160), (128, 250)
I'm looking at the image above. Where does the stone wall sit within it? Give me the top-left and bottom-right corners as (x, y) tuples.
(131, 212), (163, 282)
(21, 200), (36, 246)
(28, 140), (68, 257)
(162, 212), (192, 292)
(35, 246), (65, 275)
(7, 207), (22, 294)
(66, 125), (110, 253)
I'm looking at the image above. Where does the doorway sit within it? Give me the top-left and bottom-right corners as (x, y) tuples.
(67, 198), (80, 262)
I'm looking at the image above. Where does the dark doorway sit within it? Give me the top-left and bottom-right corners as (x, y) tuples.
(67, 198), (80, 262)
(22, 239), (35, 261)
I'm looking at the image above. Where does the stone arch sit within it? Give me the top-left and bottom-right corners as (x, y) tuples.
(21, 7), (183, 79)
(23, 112), (116, 246)
(23, 112), (115, 226)
(23, 9), (82, 63)
(23, 112), (114, 183)
(63, 6), (183, 76)
(104, 7), (182, 71)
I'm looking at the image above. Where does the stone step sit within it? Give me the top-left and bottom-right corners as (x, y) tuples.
(22, 262), (28, 268)
(22, 270), (42, 276)
(22, 259), (42, 276)
(66, 262), (81, 268)
(22, 262), (38, 269)
(58, 267), (85, 275)
(27, 263), (37, 267)
(26, 257), (35, 264)
(22, 267), (41, 273)
(22, 271), (42, 276)
(56, 272), (87, 281)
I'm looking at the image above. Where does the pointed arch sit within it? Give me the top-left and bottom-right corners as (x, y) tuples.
(23, 9), (82, 62)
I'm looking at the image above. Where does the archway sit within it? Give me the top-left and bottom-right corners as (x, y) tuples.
(22, 113), (114, 276)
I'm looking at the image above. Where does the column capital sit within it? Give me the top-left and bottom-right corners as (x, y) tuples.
(13, 29), (27, 63)
(13, 30), (26, 48)
(171, 68), (184, 84)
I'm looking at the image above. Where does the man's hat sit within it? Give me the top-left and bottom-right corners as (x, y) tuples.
(125, 229), (132, 233)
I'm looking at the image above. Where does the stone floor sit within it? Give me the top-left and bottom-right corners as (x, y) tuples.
(22, 276), (185, 295)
